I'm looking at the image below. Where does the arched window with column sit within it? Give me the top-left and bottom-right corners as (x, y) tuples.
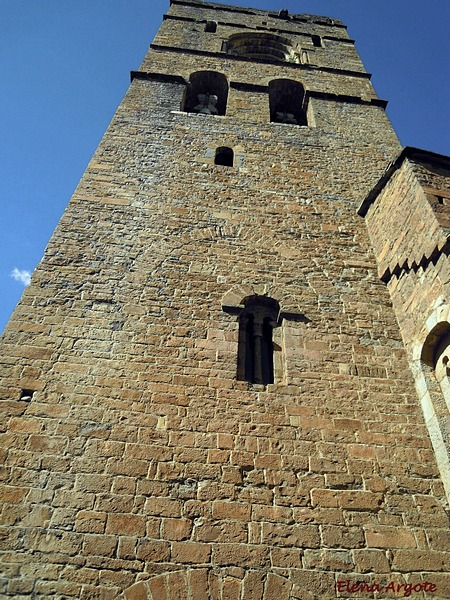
(269, 79), (307, 125)
(182, 71), (228, 116)
(237, 296), (280, 385)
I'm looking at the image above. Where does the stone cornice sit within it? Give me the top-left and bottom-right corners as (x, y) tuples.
(381, 239), (450, 284)
(130, 71), (386, 109)
(169, 0), (346, 29)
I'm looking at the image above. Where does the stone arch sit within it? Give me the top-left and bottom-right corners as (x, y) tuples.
(182, 70), (229, 116)
(269, 79), (307, 125)
(411, 306), (450, 501)
(221, 283), (303, 315)
(215, 146), (234, 166)
(117, 569), (292, 600)
(433, 330), (450, 413)
(225, 32), (299, 63)
(222, 284), (308, 386)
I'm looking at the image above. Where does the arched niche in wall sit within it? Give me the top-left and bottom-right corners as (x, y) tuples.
(214, 146), (234, 166)
(225, 32), (299, 63)
(269, 79), (307, 125)
(182, 71), (229, 116)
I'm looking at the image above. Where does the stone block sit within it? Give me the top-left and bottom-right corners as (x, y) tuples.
(105, 514), (146, 537)
(171, 541), (211, 564)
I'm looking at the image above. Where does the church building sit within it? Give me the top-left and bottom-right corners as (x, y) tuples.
(1, 1), (449, 597)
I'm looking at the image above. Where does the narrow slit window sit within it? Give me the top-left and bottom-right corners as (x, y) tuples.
(311, 35), (323, 47)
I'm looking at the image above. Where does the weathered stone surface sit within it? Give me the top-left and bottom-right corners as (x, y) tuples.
(0, 0), (448, 598)
(362, 148), (450, 501)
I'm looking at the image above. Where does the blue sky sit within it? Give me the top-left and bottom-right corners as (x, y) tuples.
(1, 0), (449, 333)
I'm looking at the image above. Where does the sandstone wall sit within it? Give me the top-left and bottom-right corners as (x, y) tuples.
(362, 149), (450, 508)
(1, 1), (449, 598)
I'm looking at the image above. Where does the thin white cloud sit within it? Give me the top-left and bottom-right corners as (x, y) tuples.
(11, 268), (31, 286)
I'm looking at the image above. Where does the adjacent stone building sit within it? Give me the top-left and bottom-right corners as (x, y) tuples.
(1, 1), (449, 598)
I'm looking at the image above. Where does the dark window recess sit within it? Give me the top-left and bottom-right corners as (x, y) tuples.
(182, 71), (228, 116)
(205, 21), (217, 32)
(269, 79), (307, 125)
(311, 35), (322, 47)
(215, 146), (234, 166)
(237, 296), (279, 385)
(20, 389), (34, 401)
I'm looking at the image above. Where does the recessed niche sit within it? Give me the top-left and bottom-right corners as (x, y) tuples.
(20, 389), (34, 402)
(215, 147), (234, 167)
(225, 32), (298, 63)
(205, 21), (217, 33)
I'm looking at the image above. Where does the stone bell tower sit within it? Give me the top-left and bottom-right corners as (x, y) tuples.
(1, 1), (449, 598)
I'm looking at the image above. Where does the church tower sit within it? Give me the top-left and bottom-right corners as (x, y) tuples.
(1, 1), (449, 598)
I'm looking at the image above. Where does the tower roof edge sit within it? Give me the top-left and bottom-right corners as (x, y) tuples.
(358, 146), (450, 217)
(169, 0), (345, 28)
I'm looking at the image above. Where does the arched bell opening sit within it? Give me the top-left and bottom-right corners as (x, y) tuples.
(182, 71), (228, 116)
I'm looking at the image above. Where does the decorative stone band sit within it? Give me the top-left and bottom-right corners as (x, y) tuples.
(378, 239), (450, 284)
(130, 71), (186, 85)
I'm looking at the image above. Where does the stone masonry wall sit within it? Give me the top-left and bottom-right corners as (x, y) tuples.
(156, 5), (365, 74)
(1, 1), (449, 598)
(362, 152), (450, 505)
(363, 154), (450, 347)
